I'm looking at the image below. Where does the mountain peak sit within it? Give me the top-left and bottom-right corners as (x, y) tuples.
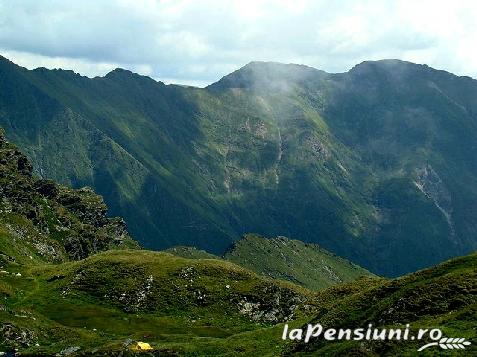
(104, 67), (164, 85)
(104, 67), (135, 78)
(350, 58), (413, 73)
(0, 54), (21, 70)
(208, 61), (327, 90)
(344, 59), (477, 90)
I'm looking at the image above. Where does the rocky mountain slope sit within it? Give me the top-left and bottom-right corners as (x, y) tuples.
(0, 129), (138, 265)
(1, 55), (476, 276)
(0, 138), (474, 356)
(0, 127), (313, 356)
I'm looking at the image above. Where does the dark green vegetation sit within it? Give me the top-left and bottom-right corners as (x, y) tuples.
(0, 138), (475, 356)
(1, 55), (477, 276)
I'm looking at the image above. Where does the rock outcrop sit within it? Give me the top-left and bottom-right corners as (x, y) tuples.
(0, 128), (138, 262)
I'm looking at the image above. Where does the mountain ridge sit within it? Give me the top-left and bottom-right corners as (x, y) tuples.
(5, 53), (475, 84)
(165, 233), (374, 291)
(1, 55), (476, 276)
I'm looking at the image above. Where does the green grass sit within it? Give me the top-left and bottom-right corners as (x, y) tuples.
(288, 253), (477, 355)
(0, 248), (475, 356)
(164, 246), (221, 260)
(165, 234), (374, 291)
(0, 250), (317, 356)
(224, 234), (374, 291)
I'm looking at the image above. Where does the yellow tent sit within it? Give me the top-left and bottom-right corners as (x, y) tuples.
(132, 341), (153, 351)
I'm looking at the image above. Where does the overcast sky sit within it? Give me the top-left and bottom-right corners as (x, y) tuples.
(1, 0), (476, 87)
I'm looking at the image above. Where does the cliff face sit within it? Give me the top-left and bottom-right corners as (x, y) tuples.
(0, 129), (138, 264)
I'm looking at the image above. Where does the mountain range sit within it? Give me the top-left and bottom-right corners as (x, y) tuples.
(1, 55), (476, 276)
(0, 110), (475, 356)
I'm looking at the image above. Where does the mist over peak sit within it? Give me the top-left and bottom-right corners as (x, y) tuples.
(208, 60), (327, 91)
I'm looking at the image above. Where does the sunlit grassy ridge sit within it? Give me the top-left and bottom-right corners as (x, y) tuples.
(289, 253), (477, 356)
(1, 250), (318, 356)
(166, 234), (375, 291)
(223, 234), (374, 291)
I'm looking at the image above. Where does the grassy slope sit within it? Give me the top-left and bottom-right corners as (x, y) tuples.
(164, 246), (220, 260)
(224, 234), (374, 291)
(165, 234), (374, 291)
(289, 253), (477, 356)
(0, 250), (317, 356)
(1, 246), (474, 356)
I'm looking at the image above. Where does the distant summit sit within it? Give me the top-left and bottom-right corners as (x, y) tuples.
(208, 61), (326, 90)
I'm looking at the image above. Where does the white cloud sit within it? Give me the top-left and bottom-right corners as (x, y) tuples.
(0, 49), (120, 77)
(1, 0), (476, 87)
